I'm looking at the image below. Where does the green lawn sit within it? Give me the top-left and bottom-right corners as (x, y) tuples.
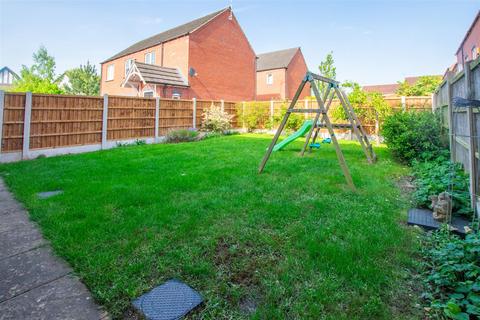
(0, 134), (420, 319)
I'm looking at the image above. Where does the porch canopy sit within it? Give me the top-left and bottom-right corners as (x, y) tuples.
(122, 61), (188, 91)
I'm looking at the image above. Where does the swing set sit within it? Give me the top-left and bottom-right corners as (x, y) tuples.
(258, 71), (377, 189)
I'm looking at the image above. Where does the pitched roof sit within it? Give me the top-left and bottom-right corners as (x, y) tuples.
(103, 8), (229, 63)
(123, 62), (188, 87)
(256, 47), (300, 71)
(0, 66), (19, 79)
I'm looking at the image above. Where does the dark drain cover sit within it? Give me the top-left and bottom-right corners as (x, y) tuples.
(132, 279), (203, 320)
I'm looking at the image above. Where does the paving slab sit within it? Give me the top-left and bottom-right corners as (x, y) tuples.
(0, 179), (105, 319)
(0, 246), (71, 302)
(0, 275), (103, 320)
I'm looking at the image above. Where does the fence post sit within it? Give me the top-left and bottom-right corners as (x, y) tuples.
(192, 97), (197, 129)
(375, 110), (380, 146)
(242, 101), (246, 130)
(0, 91), (4, 156)
(464, 61), (477, 214)
(446, 73), (455, 163)
(22, 92), (32, 160)
(102, 94), (108, 149)
(221, 99), (224, 112)
(304, 98), (308, 119)
(431, 93), (435, 112)
(401, 96), (406, 111)
(270, 99), (274, 125)
(155, 97), (160, 142)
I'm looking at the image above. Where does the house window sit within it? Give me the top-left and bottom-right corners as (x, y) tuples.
(172, 91), (181, 99)
(106, 64), (114, 81)
(143, 90), (154, 98)
(145, 52), (155, 65)
(266, 73), (273, 85)
(473, 46), (478, 60)
(125, 59), (134, 76)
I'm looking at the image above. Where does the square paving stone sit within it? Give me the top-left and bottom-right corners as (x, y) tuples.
(0, 225), (45, 260)
(0, 246), (71, 302)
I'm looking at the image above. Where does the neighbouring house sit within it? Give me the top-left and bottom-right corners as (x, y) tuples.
(363, 76), (440, 96)
(0, 66), (19, 90)
(256, 47), (310, 100)
(100, 7), (256, 101)
(456, 10), (480, 73)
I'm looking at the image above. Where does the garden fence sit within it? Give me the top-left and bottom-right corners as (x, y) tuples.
(0, 92), (236, 162)
(433, 57), (480, 218)
(0, 91), (431, 163)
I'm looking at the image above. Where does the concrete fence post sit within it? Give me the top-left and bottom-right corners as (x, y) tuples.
(102, 94), (108, 149)
(0, 91), (4, 156)
(192, 98), (197, 129)
(22, 92), (32, 159)
(401, 96), (406, 112)
(155, 97), (160, 142)
(270, 99), (274, 125)
(242, 101), (246, 130)
(221, 99), (224, 112)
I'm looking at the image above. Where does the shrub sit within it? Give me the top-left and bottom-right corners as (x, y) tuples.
(381, 111), (448, 164)
(412, 157), (472, 216)
(273, 105), (306, 131)
(420, 226), (480, 319)
(236, 101), (270, 131)
(166, 128), (198, 143)
(201, 105), (233, 132)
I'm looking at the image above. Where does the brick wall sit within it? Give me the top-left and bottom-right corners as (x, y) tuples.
(285, 49), (310, 99)
(188, 9), (256, 101)
(256, 69), (286, 100)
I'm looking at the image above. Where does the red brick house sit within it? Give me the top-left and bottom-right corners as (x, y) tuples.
(256, 47), (310, 100)
(455, 10), (479, 73)
(100, 7), (256, 101)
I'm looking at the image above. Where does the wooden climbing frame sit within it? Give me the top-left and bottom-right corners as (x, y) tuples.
(258, 71), (376, 189)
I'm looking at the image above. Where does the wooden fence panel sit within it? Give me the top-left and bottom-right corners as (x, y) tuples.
(108, 96), (155, 140)
(159, 99), (193, 135)
(30, 95), (103, 149)
(2, 93), (25, 152)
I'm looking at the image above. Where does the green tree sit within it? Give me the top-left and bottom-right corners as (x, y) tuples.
(11, 46), (64, 94)
(396, 75), (442, 96)
(317, 52), (336, 95)
(64, 61), (100, 96)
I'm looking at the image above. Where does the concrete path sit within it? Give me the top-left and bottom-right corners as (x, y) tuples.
(0, 179), (107, 320)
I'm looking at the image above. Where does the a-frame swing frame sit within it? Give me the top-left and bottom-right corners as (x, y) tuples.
(258, 71), (376, 189)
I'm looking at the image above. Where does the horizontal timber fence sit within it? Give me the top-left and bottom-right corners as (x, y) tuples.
(0, 92), (236, 162)
(433, 57), (480, 218)
(237, 95), (433, 137)
(0, 91), (432, 163)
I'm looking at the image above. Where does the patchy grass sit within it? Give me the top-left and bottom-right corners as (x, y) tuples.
(0, 134), (420, 319)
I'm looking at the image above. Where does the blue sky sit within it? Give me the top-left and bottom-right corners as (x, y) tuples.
(0, 0), (478, 85)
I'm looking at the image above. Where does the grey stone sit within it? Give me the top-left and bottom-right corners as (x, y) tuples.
(0, 225), (45, 260)
(0, 246), (71, 302)
(0, 275), (103, 320)
(37, 190), (63, 199)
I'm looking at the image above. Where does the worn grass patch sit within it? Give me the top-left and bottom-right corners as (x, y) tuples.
(0, 134), (421, 319)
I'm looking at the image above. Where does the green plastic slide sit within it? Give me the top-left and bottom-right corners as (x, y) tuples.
(273, 120), (313, 151)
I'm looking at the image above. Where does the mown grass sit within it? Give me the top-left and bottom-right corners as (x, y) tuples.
(0, 134), (420, 319)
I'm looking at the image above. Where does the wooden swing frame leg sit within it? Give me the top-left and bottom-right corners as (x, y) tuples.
(258, 78), (307, 173)
(307, 89), (336, 153)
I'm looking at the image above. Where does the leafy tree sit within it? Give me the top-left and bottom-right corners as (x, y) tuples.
(332, 81), (391, 123)
(317, 52), (336, 95)
(396, 75), (442, 96)
(11, 46), (64, 94)
(64, 61), (100, 96)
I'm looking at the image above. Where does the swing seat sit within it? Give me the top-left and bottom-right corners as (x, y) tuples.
(310, 143), (321, 149)
(322, 138), (332, 144)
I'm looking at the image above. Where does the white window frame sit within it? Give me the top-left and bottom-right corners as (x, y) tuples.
(106, 64), (115, 81)
(143, 90), (154, 98)
(472, 46), (478, 60)
(266, 73), (273, 85)
(125, 59), (134, 76)
(145, 52), (155, 65)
